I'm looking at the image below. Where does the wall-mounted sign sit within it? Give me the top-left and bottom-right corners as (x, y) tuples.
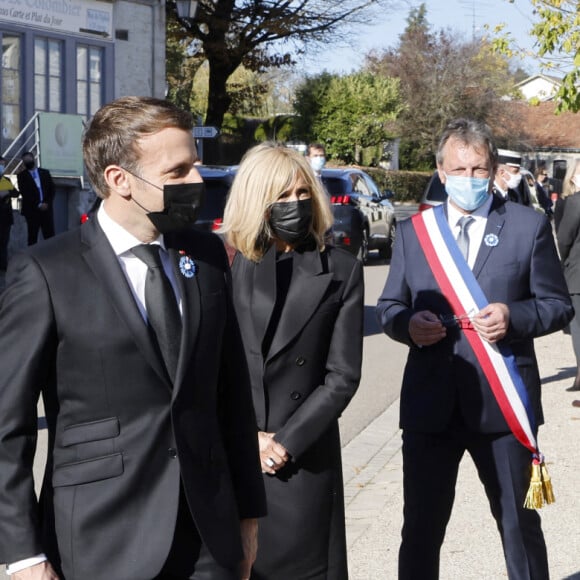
(38, 112), (85, 177)
(193, 126), (219, 139)
(0, 0), (113, 39)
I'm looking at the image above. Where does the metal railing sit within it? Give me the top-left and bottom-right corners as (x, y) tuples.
(2, 113), (40, 175)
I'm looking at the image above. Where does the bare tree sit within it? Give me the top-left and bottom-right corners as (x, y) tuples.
(365, 3), (518, 168)
(167, 0), (392, 128)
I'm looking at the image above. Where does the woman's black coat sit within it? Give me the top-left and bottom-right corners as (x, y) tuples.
(557, 192), (580, 293)
(231, 243), (364, 580)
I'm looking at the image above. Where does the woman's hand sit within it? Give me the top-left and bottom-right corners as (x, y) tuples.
(258, 431), (289, 474)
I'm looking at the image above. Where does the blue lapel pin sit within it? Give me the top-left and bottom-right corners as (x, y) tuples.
(178, 251), (197, 278)
(484, 233), (499, 247)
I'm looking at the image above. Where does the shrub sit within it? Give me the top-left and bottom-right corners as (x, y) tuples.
(327, 166), (433, 203)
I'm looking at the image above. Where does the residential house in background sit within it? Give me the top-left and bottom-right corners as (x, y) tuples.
(505, 100), (580, 192)
(514, 74), (562, 103)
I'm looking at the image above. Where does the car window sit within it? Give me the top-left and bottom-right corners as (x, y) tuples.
(425, 172), (448, 202)
(361, 173), (380, 197)
(352, 174), (372, 196)
(321, 176), (348, 195)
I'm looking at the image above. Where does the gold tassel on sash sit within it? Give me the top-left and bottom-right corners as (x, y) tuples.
(541, 461), (555, 504)
(524, 458), (555, 510)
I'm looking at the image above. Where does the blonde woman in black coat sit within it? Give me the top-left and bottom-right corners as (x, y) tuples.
(556, 158), (580, 394)
(221, 143), (364, 580)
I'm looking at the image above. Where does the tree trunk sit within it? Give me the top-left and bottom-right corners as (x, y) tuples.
(205, 62), (234, 128)
(202, 56), (240, 163)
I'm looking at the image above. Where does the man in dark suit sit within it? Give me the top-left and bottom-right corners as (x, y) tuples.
(0, 96), (265, 580)
(17, 151), (56, 245)
(377, 118), (572, 580)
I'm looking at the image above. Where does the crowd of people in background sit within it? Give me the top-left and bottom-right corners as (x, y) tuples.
(0, 99), (578, 580)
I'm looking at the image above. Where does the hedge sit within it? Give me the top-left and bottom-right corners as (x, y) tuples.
(328, 166), (435, 204)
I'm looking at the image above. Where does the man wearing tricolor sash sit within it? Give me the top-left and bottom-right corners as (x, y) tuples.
(376, 118), (572, 580)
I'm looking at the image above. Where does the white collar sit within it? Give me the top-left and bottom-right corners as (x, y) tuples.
(96, 202), (165, 257)
(446, 194), (493, 227)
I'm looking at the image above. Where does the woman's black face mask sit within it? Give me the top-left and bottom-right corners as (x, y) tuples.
(268, 198), (313, 245)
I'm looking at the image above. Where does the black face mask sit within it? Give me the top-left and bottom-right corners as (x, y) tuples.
(269, 198), (313, 245)
(23, 160), (35, 170)
(125, 168), (205, 233)
(147, 182), (205, 233)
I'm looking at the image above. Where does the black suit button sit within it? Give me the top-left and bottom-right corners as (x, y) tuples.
(290, 391), (302, 400)
(295, 356), (306, 366)
(168, 448), (177, 458)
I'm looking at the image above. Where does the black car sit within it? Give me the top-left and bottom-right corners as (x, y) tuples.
(195, 165), (237, 231)
(419, 171), (447, 212)
(321, 168), (396, 262)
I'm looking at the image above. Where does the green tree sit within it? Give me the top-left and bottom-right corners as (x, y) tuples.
(527, 0), (580, 112)
(254, 115), (298, 142)
(166, 18), (205, 115)
(166, 0), (394, 128)
(294, 72), (401, 163)
(293, 72), (335, 143)
(488, 0), (580, 112)
(365, 3), (518, 168)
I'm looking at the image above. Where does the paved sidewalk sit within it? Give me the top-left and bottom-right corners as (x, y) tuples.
(1, 277), (578, 579)
(343, 330), (580, 579)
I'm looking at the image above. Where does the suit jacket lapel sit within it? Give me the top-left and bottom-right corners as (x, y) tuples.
(167, 246), (201, 392)
(473, 195), (506, 279)
(80, 219), (170, 386)
(267, 248), (332, 361)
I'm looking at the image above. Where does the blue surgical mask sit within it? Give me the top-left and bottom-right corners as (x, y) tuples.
(444, 173), (490, 211)
(0, 165), (5, 175)
(310, 156), (326, 173)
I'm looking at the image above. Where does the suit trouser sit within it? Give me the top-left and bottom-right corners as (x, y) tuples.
(399, 425), (549, 580)
(25, 210), (54, 245)
(154, 490), (238, 580)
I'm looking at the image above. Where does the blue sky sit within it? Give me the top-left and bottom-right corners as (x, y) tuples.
(296, 0), (541, 76)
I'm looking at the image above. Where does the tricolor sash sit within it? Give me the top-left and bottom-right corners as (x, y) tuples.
(411, 204), (553, 508)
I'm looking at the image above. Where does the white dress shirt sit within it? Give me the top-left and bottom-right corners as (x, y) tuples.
(446, 194), (493, 270)
(96, 202), (183, 318)
(494, 180), (508, 199)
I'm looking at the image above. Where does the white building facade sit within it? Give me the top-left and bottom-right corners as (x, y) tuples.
(0, 0), (166, 152)
(0, 0), (166, 236)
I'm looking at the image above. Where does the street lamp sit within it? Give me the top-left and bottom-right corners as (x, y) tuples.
(175, 0), (199, 23)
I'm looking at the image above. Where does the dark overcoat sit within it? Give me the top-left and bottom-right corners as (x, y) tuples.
(556, 191), (580, 293)
(231, 244), (364, 580)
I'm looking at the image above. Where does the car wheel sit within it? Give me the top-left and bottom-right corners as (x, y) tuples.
(357, 229), (369, 264)
(379, 220), (396, 260)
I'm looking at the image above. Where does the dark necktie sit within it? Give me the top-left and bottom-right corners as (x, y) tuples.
(456, 216), (474, 261)
(131, 244), (182, 382)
